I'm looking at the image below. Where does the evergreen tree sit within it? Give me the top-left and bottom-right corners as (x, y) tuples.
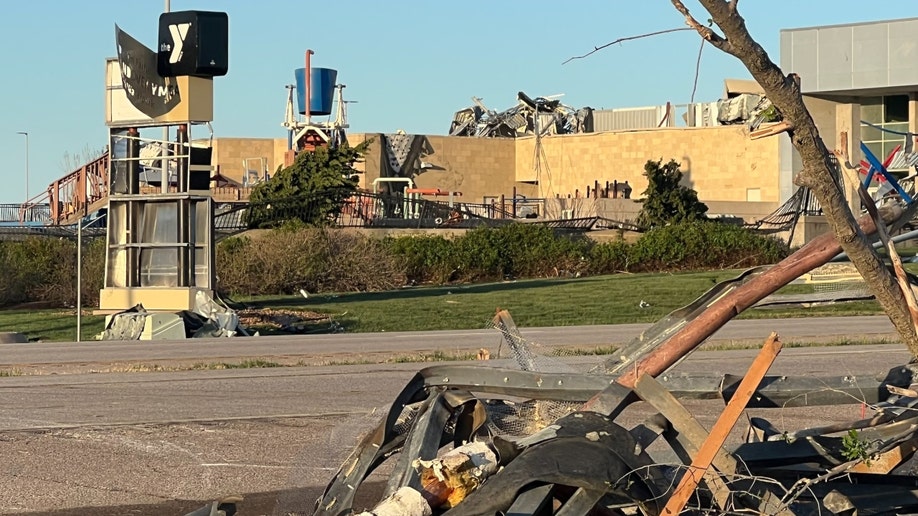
(636, 158), (708, 229)
(245, 141), (369, 228)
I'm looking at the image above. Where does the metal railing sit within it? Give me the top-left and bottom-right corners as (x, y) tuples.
(0, 203), (50, 224)
(18, 152), (110, 226)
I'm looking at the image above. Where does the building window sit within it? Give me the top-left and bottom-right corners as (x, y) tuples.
(746, 188), (761, 202)
(861, 95), (910, 172)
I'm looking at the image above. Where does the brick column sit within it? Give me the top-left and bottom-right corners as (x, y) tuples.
(836, 102), (861, 216)
(909, 93), (918, 136)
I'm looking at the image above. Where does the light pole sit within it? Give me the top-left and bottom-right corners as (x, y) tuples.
(162, 0), (171, 193)
(76, 213), (105, 342)
(16, 131), (29, 201)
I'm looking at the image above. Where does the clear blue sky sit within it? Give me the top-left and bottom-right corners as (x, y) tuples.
(0, 1), (915, 204)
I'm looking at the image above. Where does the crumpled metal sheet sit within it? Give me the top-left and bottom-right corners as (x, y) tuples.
(192, 290), (239, 338)
(96, 291), (240, 341)
(449, 92), (593, 138)
(97, 304), (148, 340)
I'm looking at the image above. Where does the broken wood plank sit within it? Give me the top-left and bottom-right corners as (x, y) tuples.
(849, 436), (918, 474)
(661, 333), (782, 516)
(749, 120), (792, 140)
(634, 374), (738, 475)
(634, 373), (735, 511)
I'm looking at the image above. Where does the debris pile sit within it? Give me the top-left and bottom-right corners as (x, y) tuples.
(98, 291), (242, 340)
(313, 314), (918, 516)
(305, 201), (918, 515)
(449, 92), (594, 138)
(236, 308), (341, 334)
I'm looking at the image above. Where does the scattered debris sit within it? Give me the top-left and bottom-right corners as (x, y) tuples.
(236, 308), (339, 334)
(307, 200), (918, 515)
(449, 92), (593, 138)
(312, 311), (918, 515)
(97, 291), (242, 340)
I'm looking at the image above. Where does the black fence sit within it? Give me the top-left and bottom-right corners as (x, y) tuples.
(0, 203), (51, 225)
(214, 190), (515, 234)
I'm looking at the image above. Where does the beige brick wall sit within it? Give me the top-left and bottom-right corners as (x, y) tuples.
(355, 133), (537, 202)
(349, 133), (382, 189)
(515, 126), (781, 203)
(217, 125), (781, 206)
(211, 138), (285, 184)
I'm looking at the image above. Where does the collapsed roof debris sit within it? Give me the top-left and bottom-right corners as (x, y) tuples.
(449, 92), (594, 138)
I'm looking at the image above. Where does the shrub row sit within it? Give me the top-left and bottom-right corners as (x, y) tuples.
(216, 228), (403, 296)
(0, 221), (788, 306)
(0, 238), (105, 308)
(601, 221), (789, 273)
(386, 221), (788, 285)
(386, 223), (591, 284)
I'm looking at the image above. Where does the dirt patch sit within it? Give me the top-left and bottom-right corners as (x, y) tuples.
(237, 308), (340, 334)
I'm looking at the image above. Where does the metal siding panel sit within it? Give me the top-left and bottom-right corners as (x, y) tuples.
(888, 19), (918, 86)
(851, 23), (888, 89)
(816, 26), (853, 92)
(780, 31), (793, 71)
(592, 111), (615, 132)
(592, 108), (659, 132)
(791, 30), (820, 93)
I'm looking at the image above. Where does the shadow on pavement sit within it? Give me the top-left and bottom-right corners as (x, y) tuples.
(15, 482), (386, 516)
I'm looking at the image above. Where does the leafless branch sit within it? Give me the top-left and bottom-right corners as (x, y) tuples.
(562, 27), (693, 64)
(671, 0), (733, 54)
(690, 37), (705, 103)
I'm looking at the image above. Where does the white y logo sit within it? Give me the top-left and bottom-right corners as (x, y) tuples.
(168, 23), (192, 64)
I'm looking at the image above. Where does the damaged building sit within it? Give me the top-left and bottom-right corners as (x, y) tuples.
(115, 17), (918, 248)
(448, 92), (595, 138)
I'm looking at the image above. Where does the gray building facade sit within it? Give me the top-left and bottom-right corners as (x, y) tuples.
(778, 17), (918, 204)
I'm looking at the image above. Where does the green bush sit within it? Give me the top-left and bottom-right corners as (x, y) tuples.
(452, 226), (504, 281)
(0, 237), (104, 308)
(487, 223), (590, 279)
(216, 228), (403, 296)
(385, 234), (458, 284)
(628, 221), (788, 272)
(388, 223), (591, 284)
(588, 240), (631, 274)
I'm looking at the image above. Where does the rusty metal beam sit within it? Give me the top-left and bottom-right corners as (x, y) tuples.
(661, 333), (782, 516)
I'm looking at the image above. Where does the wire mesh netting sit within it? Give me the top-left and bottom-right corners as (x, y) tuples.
(482, 312), (602, 437)
(805, 264), (870, 296)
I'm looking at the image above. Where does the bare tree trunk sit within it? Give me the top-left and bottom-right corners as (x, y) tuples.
(670, 0), (918, 356)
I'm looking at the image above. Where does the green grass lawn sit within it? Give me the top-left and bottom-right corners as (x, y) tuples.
(0, 267), (896, 343)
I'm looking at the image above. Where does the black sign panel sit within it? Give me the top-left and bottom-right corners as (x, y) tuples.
(158, 11), (229, 78)
(115, 25), (180, 119)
